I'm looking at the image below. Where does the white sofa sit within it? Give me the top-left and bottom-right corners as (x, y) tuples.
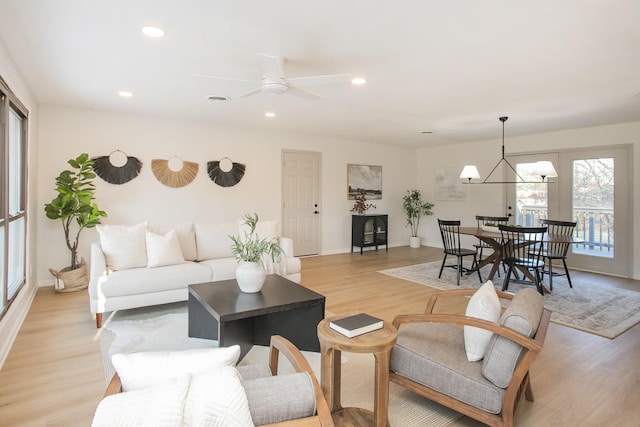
(89, 220), (301, 328)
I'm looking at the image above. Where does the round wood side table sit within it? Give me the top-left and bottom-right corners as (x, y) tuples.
(317, 316), (397, 427)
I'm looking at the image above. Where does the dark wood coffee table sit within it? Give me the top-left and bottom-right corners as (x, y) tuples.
(188, 274), (325, 359)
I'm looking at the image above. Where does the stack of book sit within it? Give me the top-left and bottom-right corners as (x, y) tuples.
(329, 313), (383, 338)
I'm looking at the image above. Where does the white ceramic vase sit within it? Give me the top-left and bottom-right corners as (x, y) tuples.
(409, 236), (421, 248)
(235, 261), (267, 293)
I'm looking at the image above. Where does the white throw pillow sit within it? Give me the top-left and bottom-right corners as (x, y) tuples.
(145, 229), (186, 268)
(97, 222), (148, 270)
(149, 223), (197, 261)
(111, 345), (241, 392)
(194, 222), (237, 260)
(238, 218), (280, 242)
(184, 366), (255, 427)
(92, 375), (190, 427)
(464, 280), (502, 361)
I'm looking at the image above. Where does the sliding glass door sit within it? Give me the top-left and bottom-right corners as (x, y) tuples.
(506, 146), (631, 277)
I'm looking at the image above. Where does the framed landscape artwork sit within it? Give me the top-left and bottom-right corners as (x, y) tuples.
(347, 164), (382, 200)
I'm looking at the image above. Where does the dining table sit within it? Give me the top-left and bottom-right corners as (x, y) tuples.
(458, 226), (584, 292)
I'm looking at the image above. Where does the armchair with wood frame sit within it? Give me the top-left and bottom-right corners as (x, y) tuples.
(389, 288), (550, 427)
(104, 335), (334, 427)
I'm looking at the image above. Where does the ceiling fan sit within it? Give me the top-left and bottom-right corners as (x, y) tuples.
(194, 53), (351, 100)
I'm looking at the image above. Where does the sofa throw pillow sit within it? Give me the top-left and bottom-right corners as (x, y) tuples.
(92, 375), (190, 427)
(149, 223), (197, 261)
(145, 229), (186, 268)
(194, 222), (237, 260)
(183, 366), (255, 427)
(112, 345), (241, 392)
(238, 218), (280, 242)
(96, 222), (147, 271)
(463, 280), (501, 361)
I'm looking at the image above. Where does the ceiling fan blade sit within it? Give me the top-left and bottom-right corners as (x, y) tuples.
(287, 86), (322, 100)
(256, 53), (285, 80)
(237, 88), (262, 99)
(192, 73), (259, 84)
(286, 73), (352, 84)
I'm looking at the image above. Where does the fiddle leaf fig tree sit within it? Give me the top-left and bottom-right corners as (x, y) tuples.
(402, 189), (434, 237)
(44, 153), (107, 270)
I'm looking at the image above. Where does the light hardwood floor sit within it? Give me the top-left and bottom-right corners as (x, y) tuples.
(1, 246), (638, 426)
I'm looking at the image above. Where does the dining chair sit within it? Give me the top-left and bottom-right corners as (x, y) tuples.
(474, 215), (509, 276)
(498, 225), (547, 295)
(438, 219), (482, 286)
(540, 219), (577, 291)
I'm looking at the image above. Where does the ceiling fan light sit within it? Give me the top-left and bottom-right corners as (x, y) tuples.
(261, 82), (288, 94)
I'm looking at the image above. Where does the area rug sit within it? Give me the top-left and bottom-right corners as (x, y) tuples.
(378, 261), (640, 339)
(98, 303), (461, 426)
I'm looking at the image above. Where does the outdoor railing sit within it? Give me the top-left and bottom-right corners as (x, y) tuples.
(515, 205), (613, 256)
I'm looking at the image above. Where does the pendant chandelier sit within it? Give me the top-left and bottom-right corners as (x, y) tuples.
(460, 116), (557, 184)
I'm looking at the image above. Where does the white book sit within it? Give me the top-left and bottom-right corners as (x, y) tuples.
(329, 313), (384, 338)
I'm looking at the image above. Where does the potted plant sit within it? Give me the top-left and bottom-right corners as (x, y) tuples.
(402, 189), (434, 248)
(230, 212), (283, 293)
(44, 153), (107, 292)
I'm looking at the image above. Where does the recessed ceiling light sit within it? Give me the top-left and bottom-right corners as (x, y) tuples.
(351, 77), (367, 85)
(265, 112), (276, 118)
(141, 25), (165, 38)
(118, 91), (133, 98)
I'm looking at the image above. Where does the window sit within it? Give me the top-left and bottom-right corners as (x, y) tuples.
(1, 76), (28, 318)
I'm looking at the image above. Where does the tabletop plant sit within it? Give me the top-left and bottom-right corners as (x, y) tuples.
(230, 212), (283, 263)
(402, 189), (434, 237)
(44, 153), (107, 271)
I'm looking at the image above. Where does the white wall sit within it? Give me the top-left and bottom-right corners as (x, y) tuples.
(416, 121), (640, 279)
(36, 105), (416, 283)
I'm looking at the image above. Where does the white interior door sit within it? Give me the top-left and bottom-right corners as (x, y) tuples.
(282, 150), (321, 256)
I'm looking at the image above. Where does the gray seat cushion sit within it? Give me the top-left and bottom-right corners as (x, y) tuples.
(391, 322), (506, 414)
(241, 370), (317, 426)
(482, 289), (544, 388)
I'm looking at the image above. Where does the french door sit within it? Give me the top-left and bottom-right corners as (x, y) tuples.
(506, 146), (631, 277)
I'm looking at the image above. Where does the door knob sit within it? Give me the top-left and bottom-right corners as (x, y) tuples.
(314, 210), (319, 214)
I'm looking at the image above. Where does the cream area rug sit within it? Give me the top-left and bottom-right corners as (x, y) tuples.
(378, 261), (640, 339)
(98, 302), (461, 427)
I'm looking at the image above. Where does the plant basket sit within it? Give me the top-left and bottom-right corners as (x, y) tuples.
(49, 258), (89, 293)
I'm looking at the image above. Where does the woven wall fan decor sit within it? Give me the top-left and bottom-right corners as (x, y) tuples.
(207, 157), (246, 187)
(151, 157), (199, 188)
(92, 150), (142, 185)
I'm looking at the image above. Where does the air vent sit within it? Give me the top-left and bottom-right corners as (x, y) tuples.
(208, 96), (229, 101)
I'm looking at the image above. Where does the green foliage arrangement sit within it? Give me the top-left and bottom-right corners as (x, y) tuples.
(230, 213), (283, 263)
(402, 189), (434, 237)
(44, 153), (107, 270)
